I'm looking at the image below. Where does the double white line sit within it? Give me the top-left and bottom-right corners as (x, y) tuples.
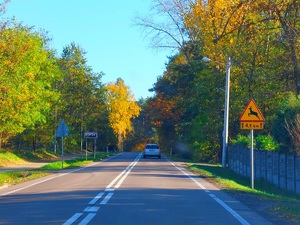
(63, 153), (142, 225)
(106, 152), (142, 190)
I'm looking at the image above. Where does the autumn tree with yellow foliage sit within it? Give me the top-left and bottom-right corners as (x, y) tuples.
(105, 78), (141, 151)
(136, 0), (299, 160)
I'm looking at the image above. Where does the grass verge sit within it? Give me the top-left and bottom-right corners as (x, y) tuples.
(0, 152), (110, 188)
(188, 163), (300, 222)
(0, 149), (58, 167)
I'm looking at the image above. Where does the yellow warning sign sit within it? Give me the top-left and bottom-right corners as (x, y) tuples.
(240, 99), (264, 122)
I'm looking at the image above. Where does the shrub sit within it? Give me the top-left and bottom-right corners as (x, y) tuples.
(231, 134), (252, 147)
(192, 141), (219, 163)
(255, 134), (278, 151)
(232, 134), (279, 151)
(271, 93), (300, 153)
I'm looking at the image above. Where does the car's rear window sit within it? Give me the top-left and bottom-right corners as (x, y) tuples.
(146, 144), (159, 149)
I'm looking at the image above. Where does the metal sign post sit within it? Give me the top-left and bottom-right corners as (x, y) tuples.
(240, 99), (264, 189)
(94, 139), (96, 159)
(56, 120), (69, 169)
(61, 136), (64, 169)
(86, 140), (88, 161)
(84, 132), (98, 160)
(250, 129), (254, 189)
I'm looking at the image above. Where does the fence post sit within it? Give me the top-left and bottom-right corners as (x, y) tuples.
(260, 150), (266, 180)
(295, 156), (300, 195)
(287, 155), (295, 192)
(279, 154), (287, 190)
(229, 145), (300, 195)
(255, 150), (261, 179)
(272, 152), (279, 187)
(266, 151), (273, 183)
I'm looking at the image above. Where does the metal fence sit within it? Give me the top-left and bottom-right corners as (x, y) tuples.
(228, 145), (300, 195)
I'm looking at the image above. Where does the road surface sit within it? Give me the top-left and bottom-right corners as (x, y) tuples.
(0, 152), (272, 225)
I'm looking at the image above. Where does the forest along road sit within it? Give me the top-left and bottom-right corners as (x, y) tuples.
(0, 152), (272, 225)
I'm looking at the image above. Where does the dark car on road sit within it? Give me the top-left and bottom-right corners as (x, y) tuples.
(143, 143), (161, 159)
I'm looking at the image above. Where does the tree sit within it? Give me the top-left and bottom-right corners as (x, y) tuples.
(147, 49), (223, 160)
(57, 42), (105, 150)
(134, 0), (196, 57)
(105, 78), (141, 151)
(0, 24), (61, 148)
(267, 0), (300, 94)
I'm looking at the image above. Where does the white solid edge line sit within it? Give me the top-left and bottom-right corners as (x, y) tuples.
(0, 161), (101, 197)
(213, 197), (250, 225)
(169, 160), (250, 225)
(0, 171), (71, 197)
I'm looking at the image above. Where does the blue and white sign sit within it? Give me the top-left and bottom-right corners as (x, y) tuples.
(56, 120), (69, 137)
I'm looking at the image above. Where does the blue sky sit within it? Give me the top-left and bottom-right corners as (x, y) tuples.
(4, 0), (174, 99)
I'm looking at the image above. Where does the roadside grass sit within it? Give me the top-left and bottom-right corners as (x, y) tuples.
(188, 163), (300, 222)
(0, 149), (58, 167)
(0, 152), (110, 188)
(0, 151), (27, 167)
(39, 152), (108, 170)
(0, 171), (50, 187)
(14, 149), (58, 162)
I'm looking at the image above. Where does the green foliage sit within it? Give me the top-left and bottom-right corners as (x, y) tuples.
(231, 134), (278, 151)
(134, 0), (300, 162)
(0, 149), (57, 167)
(271, 93), (300, 154)
(256, 135), (278, 151)
(0, 24), (61, 147)
(0, 152), (109, 187)
(0, 171), (48, 187)
(192, 141), (219, 163)
(56, 42), (106, 150)
(231, 134), (251, 147)
(0, 151), (26, 166)
(0, 0), (299, 157)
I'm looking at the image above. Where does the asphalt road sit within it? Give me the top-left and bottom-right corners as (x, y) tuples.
(0, 152), (272, 225)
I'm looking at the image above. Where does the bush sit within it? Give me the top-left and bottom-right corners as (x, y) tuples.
(192, 141), (219, 163)
(271, 93), (300, 153)
(231, 134), (252, 147)
(232, 134), (279, 151)
(255, 134), (278, 151)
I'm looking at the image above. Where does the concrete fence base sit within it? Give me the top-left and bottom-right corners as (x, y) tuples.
(228, 145), (300, 195)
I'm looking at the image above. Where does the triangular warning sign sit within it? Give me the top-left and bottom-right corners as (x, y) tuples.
(240, 99), (264, 122)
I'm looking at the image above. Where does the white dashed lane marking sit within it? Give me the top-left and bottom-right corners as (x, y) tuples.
(63, 153), (142, 225)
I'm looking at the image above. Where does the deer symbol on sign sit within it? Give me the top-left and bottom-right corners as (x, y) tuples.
(248, 106), (260, 119)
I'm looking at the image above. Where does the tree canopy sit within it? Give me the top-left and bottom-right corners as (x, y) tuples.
(1, 0), (299, 160)
(136, 0), (300, 161)
(105, 78), (141, 150)
(0, 24), (61, 147)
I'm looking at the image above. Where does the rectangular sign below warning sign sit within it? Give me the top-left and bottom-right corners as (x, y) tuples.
(240, 122), (264, 130)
